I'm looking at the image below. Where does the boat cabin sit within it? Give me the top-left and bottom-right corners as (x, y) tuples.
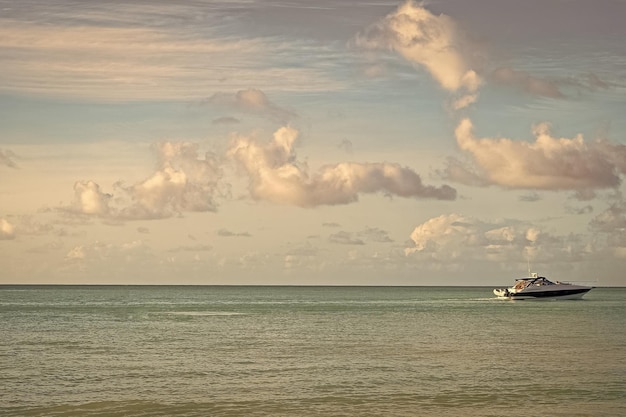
(513, 276), (556, 290)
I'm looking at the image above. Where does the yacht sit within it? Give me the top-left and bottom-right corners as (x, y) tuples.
(493, 273), (593, 300)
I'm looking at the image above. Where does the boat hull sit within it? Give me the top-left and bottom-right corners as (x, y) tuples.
(494, 287), (592, 300)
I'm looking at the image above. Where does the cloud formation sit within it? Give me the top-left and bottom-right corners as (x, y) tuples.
(67, 141), (224, 220)
(355, 0), (480, 108)
(444, 118), (626, 191)
(206, 88), (297, 123)
(228, 126), (456, 207)
(71, 181), (112, 216)
(404, 213), (582, 266)
(117, 141), (223, 218)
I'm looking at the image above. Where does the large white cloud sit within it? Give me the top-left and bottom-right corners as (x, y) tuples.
(228, 126), (456, 207)
(445, 118), (626, 190)
(67, 141), (224, 220)
(355, 0), (480, 108)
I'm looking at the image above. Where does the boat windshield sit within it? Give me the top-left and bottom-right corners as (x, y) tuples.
(514, 276), (555, 289)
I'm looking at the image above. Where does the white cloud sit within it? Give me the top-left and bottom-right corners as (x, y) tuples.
(0, 218), (16, 240)
(117, 141), (224, 219)
(355, 0), (481, 108)
(445, 118), (626, 191)
(228, 126), (456, 207)
(404, 213), (581, 266)
(65, 141), (224, 220)
(72, 181), (112, 216)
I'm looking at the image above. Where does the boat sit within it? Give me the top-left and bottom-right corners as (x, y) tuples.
(493, 273), (593, 300)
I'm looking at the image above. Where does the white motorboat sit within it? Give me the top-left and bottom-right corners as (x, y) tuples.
(493, 273), (593, 300)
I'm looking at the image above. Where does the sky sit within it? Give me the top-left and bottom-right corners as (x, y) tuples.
(1, 0), (626, 286)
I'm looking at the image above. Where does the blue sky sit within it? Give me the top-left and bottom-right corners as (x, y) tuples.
(1, 0), (626, 285)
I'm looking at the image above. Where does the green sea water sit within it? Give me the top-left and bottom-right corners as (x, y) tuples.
(1, 286), (624, 416)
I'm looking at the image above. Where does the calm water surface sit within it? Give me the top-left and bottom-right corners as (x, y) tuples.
(1, 286), (624, 416)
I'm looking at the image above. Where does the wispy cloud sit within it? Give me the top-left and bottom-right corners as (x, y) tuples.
(489, 68), (611, 98)
(217, 228), (251, 238)
(0, 14), (344, 101)
(212, 116), (241, 126)
(590, 201), (626, 233)
(0, 149), (19, 168)
(490, 67), (564, 98)
(329, 231), (365, 245)
(205, 89), (297, 123)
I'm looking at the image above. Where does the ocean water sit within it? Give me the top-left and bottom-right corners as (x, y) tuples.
(1, 285), (624, 417)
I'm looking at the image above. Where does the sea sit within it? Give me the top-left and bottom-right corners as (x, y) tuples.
(1, 285), (624, 417)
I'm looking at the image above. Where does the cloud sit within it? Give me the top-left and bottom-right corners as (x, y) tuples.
(65, 141), (224, 220)
(489, 69), (611, 99)
(519, 192), (541, 202)
(355, 0), (481, 108)
(490, 67), (564, 98)
(589, 202), (626, 233)
(338, 139), (353, 154)
(71, 181), (112, 216)
(64, 240), (153, 268)
(0, 149), (18, 168)
(329, 231), (365, 246)
(329, 227), (393, 246)
(217, 228), (251, 237)
(322, 222), (341, 228)
(360, 227), (394, 243)
(118, 142), (224, 219)
(404, 213), (582, 265)
(206, 89), (297, 123)
(565, 204), (593, 215)
(168, 244), (213, 253)
(212, 116), (241, 125)
(0, 16), (343, 101)
(445, 118), (626, 191)
(0, 218), (16, 240)
(228, 126), (456, 207)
